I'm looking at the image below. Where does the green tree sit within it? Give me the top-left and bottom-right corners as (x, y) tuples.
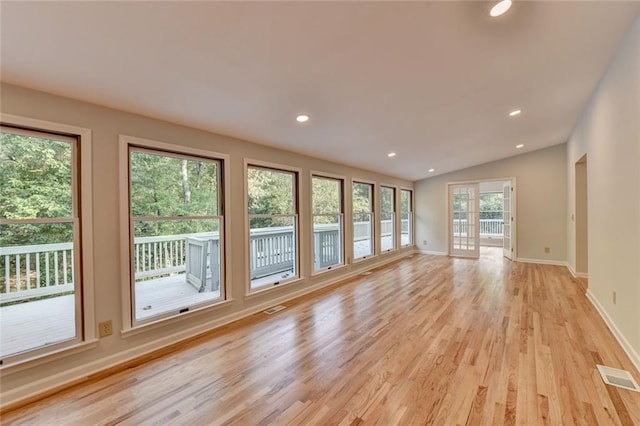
(130, 151), (220, 236)
(1, 132), (73, 245)
(248, 167), (295, 228)
(479, 193), (503, 219)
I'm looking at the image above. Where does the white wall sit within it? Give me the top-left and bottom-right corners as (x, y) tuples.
(415, 144), (567, 261)
(566, 17), (640, 366)
(0, 83), (414, 407)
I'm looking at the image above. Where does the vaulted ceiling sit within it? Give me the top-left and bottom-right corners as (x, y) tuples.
(1, 1), (638, 180)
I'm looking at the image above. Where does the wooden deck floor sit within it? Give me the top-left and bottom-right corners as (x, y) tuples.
(3, 249), (640, 425)
(0, 275), (221, 357)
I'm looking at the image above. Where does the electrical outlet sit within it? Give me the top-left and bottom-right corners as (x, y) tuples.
(544, 247), (550, 254)
(613, 291), (617, 305)
(423, 240), (427, 245)
(99, 320), (113, 338)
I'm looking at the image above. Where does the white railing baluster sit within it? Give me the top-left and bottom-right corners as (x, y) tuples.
(45, 252), (50, 286)
(36, 252), (40, 288)
(70, 248), (75, 287)
(63, 249), (68, 285)
(54, 251), (59, 285)
(26, 253), (31, 290)
(16, 254), (21, 291)
(4, 255), (9, 293)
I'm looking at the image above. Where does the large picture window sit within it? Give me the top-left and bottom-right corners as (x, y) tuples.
(352, 182), (374, 260)
(400, 189), (413, 246)
(312, 175), (344, 272)
(247, 165), (298, 290)
(0, 126), (83, 360)
(380, 186), (396, 252)
(128, 147), (224, 324)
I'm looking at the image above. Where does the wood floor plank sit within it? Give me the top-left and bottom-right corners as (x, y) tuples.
(3, 248), (640, 425)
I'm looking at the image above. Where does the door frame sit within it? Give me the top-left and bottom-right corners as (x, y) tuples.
(446, 177), (517, 259)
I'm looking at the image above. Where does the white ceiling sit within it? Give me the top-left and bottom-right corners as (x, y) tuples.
(1, 2), (638, 181)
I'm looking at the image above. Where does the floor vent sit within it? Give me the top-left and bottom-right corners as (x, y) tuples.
(360, 271), (373, 276)
(597, 365), (640, 392)
(263, 305), (286, 315)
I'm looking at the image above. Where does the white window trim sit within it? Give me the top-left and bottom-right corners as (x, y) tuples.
(400, 187), (414, 247)
(118, 135), (231, 332)
(310, 171), (346, 275)
(244, 158), (303, 296)
(0, 113), (95, 368)
(351, 178), (377, 261)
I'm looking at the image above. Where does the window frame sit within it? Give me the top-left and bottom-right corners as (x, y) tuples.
(119, 135), (230, 333)
(379, 185), (397, 253)
(0, 114), (95, 367)
(244, 159), (302, 295)
(351, 179), (376, 262)
(310, 171), (346, 275)
(400, 188), (414, 247)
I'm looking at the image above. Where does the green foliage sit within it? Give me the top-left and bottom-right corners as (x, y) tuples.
(480, 192), (503, 220)
(380, 186), (395, 214)
(400, 190), (411, 215)
(1, 132), (74, 245)
(131, 151), (219, 217)
(312, 177), (342, 225)
(248, 167), (295, 228)
(130, 151), (219, 236)
(352, 182), (373, 214)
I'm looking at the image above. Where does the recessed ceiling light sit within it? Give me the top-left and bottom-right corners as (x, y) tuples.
(509, 109), (522, 117)
(516, 144), (524, 149)
(428, 168), (435, 173)
(296, 114), (310, 123)
(388, 152), (396, 158)
(490, 0), (512, 17)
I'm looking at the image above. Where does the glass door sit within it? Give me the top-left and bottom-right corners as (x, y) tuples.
(449, 183), (480, 257)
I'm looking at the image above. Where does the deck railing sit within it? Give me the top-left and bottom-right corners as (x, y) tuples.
(453, 219), (504, 237)
(1, 220), (413, 303)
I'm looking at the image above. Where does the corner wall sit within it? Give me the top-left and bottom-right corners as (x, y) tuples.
(566, 17), (640, 367)
(414, 144), (567, 262)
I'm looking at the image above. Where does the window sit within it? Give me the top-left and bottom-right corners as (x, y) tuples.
(1, 124), (91, 362)
(352, 182), (374, 259)
(400, 189), (413, 246)
(247, 165), (298, 290)
(380, 186), (396, 252)
(312, 175), (344, 272)
(128, 147), (224, 324)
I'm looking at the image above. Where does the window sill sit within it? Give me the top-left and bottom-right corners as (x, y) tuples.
(0, 339), (99, 375)
(353, 254), (377, 263)
(245, 277), (305, 299)
(311, 263), (347, 277)
(121, 298), (235, 338)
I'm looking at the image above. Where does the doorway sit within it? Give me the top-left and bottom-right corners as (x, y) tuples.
(448, 178), (516, 260)
(575, 155), (588, 278)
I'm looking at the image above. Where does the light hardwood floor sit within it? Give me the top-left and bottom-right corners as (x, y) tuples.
(3, 249), (640, 425)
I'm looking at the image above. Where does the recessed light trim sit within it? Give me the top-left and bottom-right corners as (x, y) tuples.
(296, 114), (310, 123)
(516, 144), (524, 149)
(509, 109), (522, 117)
(388, 152), (396, 158)
(490, 0), (512, 17)
(428, 168), (435, 173)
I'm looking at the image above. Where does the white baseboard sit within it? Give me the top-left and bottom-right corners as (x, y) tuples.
(516, 257), (568, 267)
(586, 290), (640, 374)
(566, 263), (589, 279)
(0, 250), (412, 410)
(415, 249), (447, 256)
